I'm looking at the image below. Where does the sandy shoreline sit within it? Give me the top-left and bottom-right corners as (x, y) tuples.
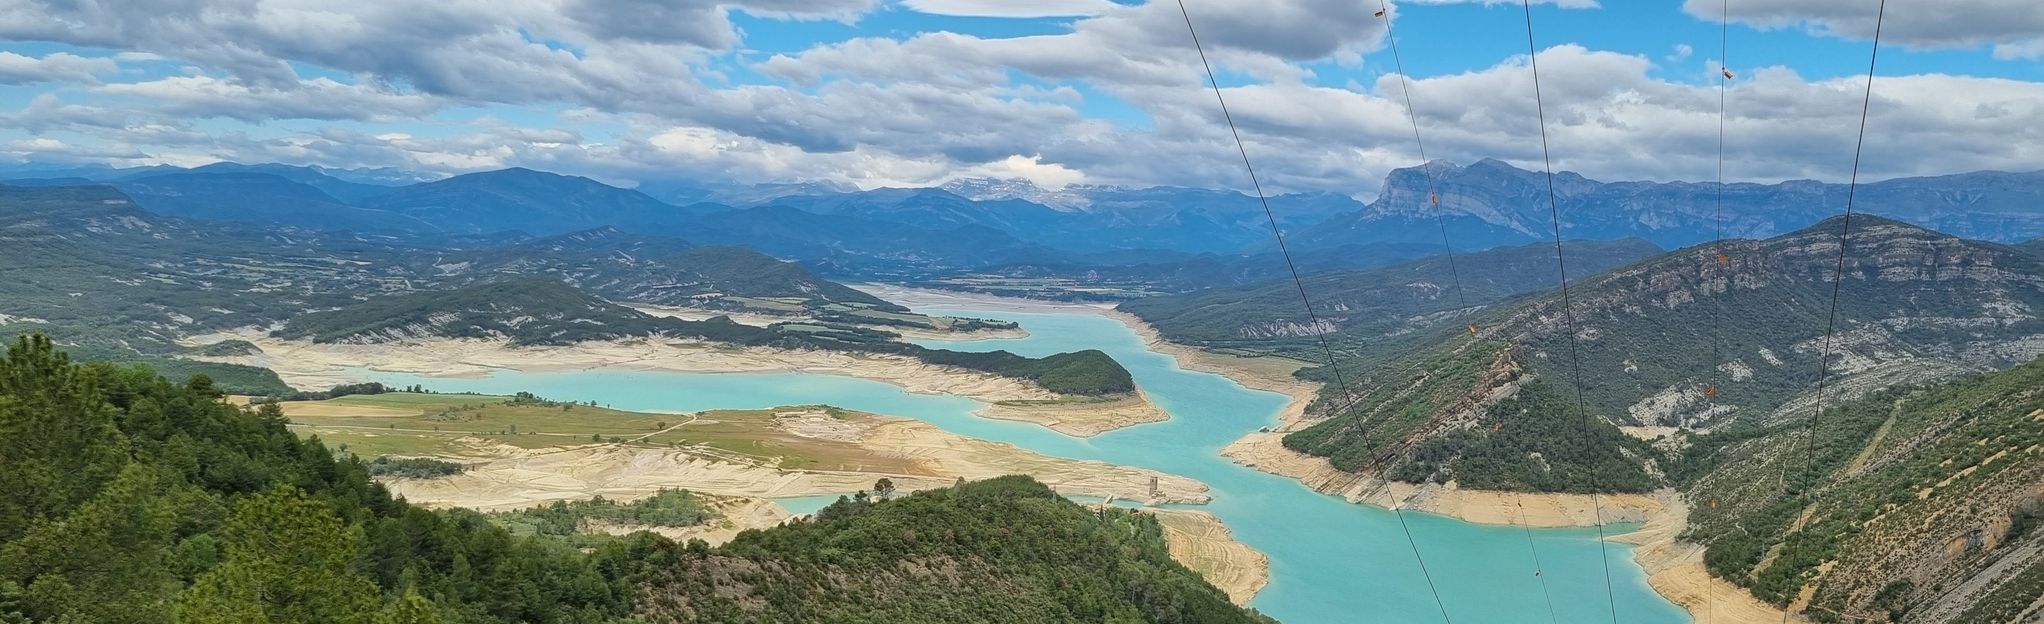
(1152, 508), (1270, 606)
(1109, 310), (1793, 622)
(191, 330), (1167, 437)
(976, 390), (1170, 436)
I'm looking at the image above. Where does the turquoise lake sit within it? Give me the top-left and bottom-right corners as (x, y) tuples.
(363, 307), (1689, 623)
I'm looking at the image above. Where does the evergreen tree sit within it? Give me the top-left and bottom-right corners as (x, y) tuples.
(0, 335), (129, 541)
(175, 487), (380, 624)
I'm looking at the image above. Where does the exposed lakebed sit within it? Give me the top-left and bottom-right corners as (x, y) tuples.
(361, 304), (1687, 623)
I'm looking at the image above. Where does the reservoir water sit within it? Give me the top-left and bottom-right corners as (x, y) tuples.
(364, 307), (1688, 623)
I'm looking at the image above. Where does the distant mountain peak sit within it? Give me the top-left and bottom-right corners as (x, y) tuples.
(940, 177), (1091, 210)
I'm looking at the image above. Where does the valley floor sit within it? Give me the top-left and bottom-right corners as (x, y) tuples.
(266, 392), (1275, 603)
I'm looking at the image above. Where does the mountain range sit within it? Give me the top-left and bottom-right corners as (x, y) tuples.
(12, 159), (2036, 281)
(1293, 159), (2044, 251)
(0, 184), (906, 387)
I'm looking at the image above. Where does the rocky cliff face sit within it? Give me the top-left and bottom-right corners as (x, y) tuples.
(1279, 215), (2044, 622)
(1294, 159), (2044, 251)
(1481, 215), (2044, 428)
(1282, 216), (2044, 489)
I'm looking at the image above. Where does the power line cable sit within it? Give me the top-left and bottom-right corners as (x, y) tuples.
(1173, 1), (1454, 621)
(1373, 0), (1471, 316)
(1167, 0), (1361, 424)
(1779, 1), (1887, 621)
(1372, 3), (1555, 618)
(1703, 1), (1734, 620)
(1515, 1), (1620, 622)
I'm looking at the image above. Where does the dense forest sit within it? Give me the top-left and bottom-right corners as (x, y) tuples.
(1277, 340), (1656, 494)
(0, 335), (1251, 623)
(637, 476), (1270, 624)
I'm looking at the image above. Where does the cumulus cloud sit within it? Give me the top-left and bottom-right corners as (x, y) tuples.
(1688, 0), (2044, 56)
(902, 0), (1122, 18)
(97, 75), (442, 122)
(0, 0), (2035, 197)
(0, 51), (116, 84)
(1407, 0), (1602, 8)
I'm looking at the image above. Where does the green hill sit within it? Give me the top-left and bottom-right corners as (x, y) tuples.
(360, 167), (699, 236)
(1277, 216), (2044, 493)
(638, 476), (1270, 623)
(426, 227), (903, 314)
(2016, 236), (2044, 258)
(0, 335), (1262, 623)
(272, 277), (748, 345)
(1118, 239), (1662, 363)
(1674, 356), (2044, 622)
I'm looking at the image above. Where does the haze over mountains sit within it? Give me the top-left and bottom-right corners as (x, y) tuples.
(8, 159), (2039, 281)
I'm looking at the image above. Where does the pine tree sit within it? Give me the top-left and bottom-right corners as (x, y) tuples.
(174, 487), (380, 624)
(376, 590), (442, 624)
(0, 463), (178, 624)
(0, 335), (129, 542)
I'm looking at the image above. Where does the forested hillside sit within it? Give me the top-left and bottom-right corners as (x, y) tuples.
(1674, 356), (2044, 622)
(271, 278), (755, 345)
(0, 336), (1264, 623)
(0, 184), (935, 392)
(1273, 216), (2044, 494)
(1120, 238), (1661, 357)
(638, 476), (1271, 623)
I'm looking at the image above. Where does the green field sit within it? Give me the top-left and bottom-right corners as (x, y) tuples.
(282, 393), (923, 473)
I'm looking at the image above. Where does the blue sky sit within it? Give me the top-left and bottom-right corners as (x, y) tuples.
(0, 0), (2039, 194)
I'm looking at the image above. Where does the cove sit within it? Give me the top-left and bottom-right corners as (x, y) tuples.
(361, 307), (1689, 624)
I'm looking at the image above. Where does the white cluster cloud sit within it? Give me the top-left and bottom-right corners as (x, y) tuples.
(0, 0), (2036, 194)
(1408, 0), (1601, 8)
(1689, 0), (2044, 59)
(0, 51), (115, 85)
(901, 0), (1122, 18)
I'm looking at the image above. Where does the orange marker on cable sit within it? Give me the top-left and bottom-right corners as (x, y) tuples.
(1466, 323), (1477, 336)
(1717, 252), (1729, 265)
(1705, 385), (1717, 397)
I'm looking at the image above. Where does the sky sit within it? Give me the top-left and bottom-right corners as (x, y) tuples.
(0, 0), (2040, 195)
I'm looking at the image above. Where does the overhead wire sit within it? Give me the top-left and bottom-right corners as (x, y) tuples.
(1790, 0), (1888, 496)
(1173, 1), (1454, 621)
(1164, 0), (1362, 424)
(1372, 1), (1556, 618)
(1701, 1), (1734, 621)
(1778, 1), (1887, 621)
(1515, 1), (1620, 622)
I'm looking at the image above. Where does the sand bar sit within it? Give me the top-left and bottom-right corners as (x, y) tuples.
(1151, 508), (1270, 606)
